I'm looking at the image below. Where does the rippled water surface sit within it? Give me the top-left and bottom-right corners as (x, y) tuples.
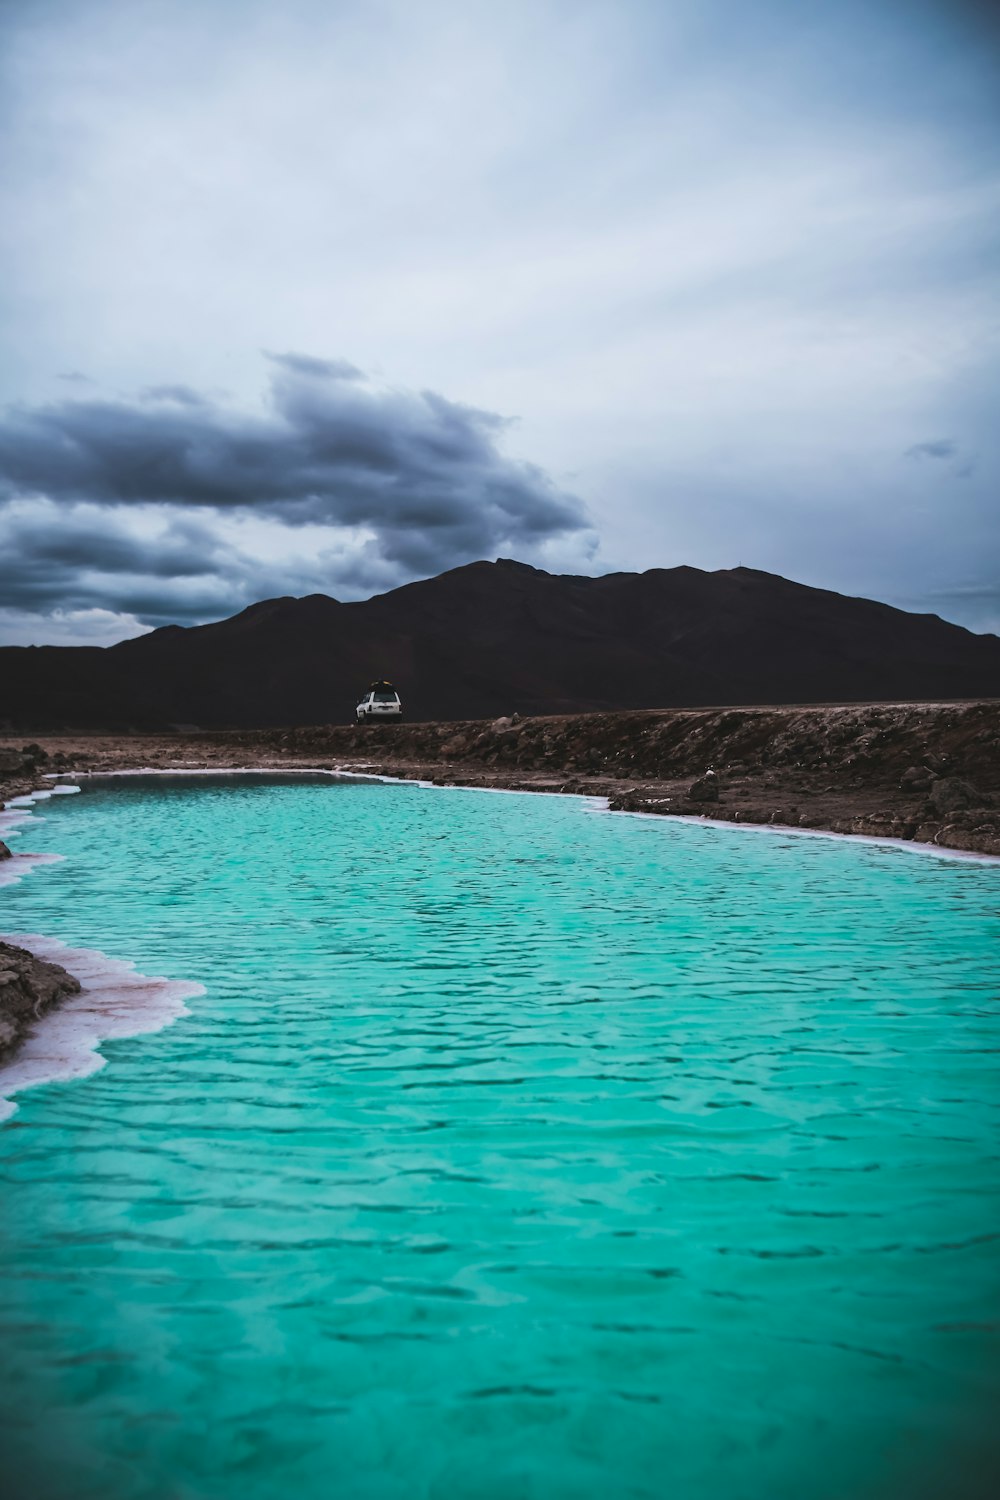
(1, 775), (999, 1499)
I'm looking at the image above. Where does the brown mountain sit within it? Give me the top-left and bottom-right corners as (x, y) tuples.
(2, 559), (998, 728)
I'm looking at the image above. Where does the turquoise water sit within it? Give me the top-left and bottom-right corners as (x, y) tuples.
(1, 775), (999, 1500)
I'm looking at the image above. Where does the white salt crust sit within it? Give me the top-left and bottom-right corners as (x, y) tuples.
(0, 786), (79, 888)
(0, 933), (204, 1122)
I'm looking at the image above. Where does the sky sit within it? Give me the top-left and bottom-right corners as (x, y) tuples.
(0, 0), (997, 646)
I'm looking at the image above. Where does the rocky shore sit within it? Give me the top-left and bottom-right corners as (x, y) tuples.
(2, 699), (998, 856)
(0, 939), (81, 1063)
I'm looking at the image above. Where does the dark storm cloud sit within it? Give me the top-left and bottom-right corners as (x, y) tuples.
(0, 510), (216, 586)
(0, 508), (226, 614)
(0, 355), (590, 573)
(0, 503), (344, 627)
(0, 355), (594, 633)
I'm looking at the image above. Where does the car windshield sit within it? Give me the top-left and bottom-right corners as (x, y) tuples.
(374, 692), (398, 703)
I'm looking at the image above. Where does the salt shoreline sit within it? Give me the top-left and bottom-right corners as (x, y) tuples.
(57, 763), (1000, 863)
(0, 932), (204, 1121)
(0, 785), (204, 1120)
(0, 783), (77, 888)
(1, 762), (998, 1120)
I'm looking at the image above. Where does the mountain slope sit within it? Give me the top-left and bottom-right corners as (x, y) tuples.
(2, 560), (998, 728)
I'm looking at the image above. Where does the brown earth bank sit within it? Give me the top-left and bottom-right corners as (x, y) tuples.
(2, 699), (999, 856)
(0, 940), (81, 1062)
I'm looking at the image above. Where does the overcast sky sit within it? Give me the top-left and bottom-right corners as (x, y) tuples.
(1, 0), (997, 646)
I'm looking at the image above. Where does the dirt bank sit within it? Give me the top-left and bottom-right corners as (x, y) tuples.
(2, 700), (998, 856)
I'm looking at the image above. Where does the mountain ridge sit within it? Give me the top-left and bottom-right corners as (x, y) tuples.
(2, 559), (998, 729)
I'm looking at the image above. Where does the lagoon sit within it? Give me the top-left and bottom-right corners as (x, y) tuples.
(1, 774), (999, 1498)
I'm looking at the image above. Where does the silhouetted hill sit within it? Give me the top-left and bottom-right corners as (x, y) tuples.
(2, 560), (998, 728)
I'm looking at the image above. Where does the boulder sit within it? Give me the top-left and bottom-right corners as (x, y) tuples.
(0, 841), (10, 860)
(927, 777), (986, 816)
(687, 775), (720, 804)
(935, 823), (1000, 856)
(900, 765), (937, 793)
(0, 941), (82, 1063)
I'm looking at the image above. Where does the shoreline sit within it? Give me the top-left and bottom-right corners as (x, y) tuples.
(1, 744), (999, 1115)
(65, 762), (1000, 862)
(0, 931), (204, 1121)
(0, 786), (204, 1120)
(3, 701), (996, 855)
(0, 784), (76, 887)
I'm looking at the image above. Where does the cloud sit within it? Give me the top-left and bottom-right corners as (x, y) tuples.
(264, 352), (364, 381)
(1, 1), (996, 646)
(0, 491), (403, 634)
(904, 437), (977, 479)
(0, 504), (249, 623)
(139, 384), (209, 406)
(0, 605), (153, 648)
(906, 438), (958, 460)
(0, 354), (593, 581)
(0, 348), (599, 639)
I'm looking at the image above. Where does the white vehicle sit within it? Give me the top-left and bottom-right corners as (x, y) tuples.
(356, 680), (403, 722)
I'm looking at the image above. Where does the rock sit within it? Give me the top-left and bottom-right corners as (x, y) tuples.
(935, 823), (1000, 856)
(900, 765), (937, 793)
(927, 777), (986, 816)
(0, 941), (81, 1063)
(491, 716), (514, 733)
(617, 799), (666, 816)
(687, 775), (720, 804)
(0, 749), (29, 774)
(440, 734), (470, 758)
(0, 840), (10, 860)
